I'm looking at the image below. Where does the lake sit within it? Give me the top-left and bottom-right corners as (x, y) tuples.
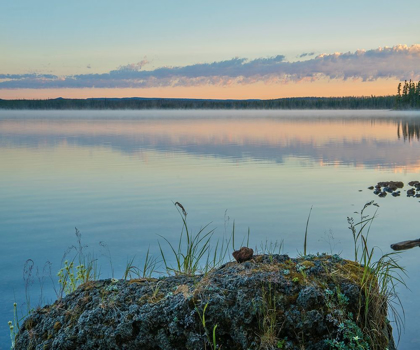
(1, 109), (420, 349)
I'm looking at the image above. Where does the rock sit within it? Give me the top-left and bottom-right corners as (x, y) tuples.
(15, 255), (396, 350)
(368, 186), (374, 190)
(296, 286), (323, 309)
(366, 181), (420, 201)
(232, 247), (254, 263)
(407, 188), (416, 197)
(377, 181), (404, 190)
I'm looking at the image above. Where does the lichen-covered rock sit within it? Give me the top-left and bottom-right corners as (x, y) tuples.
(15, 255), (396, 350)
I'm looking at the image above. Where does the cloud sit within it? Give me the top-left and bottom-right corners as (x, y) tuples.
(117, 58), (149, 72)
(1, 45), (419, 89)
(299, 52), (315, 58)
(0, 73), (58, 80)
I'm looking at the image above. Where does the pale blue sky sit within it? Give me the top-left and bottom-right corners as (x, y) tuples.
(1, 0), (419, 98)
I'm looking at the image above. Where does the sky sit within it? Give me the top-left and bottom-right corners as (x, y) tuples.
(1, 0), (419, 100)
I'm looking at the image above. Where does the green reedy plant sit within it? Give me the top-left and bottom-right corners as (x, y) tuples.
(230, 222), (250, 252)
(256, 239), (284, 257)
(303, 206), (313, 256)
(357, 236), (406, 347)
(123, 255), (138, 280)
(158, 203), (215, 275)
(195, 302), (219, 350)
(296, 263), (307, 281)
(204, 232), (231, 275)
(348, 201), (406, 349)
(347, 200), (378, 262)
(123, 247), (159, 280)
(258, 283), (283, 349)
(148, 282), (162, 303)
(159, 203), (246, 276)
(142, 247), (159, 278)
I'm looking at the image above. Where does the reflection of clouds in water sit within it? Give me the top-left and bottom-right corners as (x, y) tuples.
(2, 112), (420, 169)
(1, 133), (418, 168)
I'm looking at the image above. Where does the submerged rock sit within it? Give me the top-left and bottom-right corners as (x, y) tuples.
(15, 255), (395, 350)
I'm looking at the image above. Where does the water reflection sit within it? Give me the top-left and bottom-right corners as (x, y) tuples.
(397, 120), (420, 141)
(2, 111), (420, 170)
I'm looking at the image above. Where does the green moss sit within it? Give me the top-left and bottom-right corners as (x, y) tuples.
(300, 261), (315, 269)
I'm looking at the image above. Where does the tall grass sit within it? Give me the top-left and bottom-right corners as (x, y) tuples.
(303, 206), (313, 256)
(158, 202), (236, 275)
(348, 201), (406, 349)
(255, 239), (284, 256)
(258, 282), (284, 349)
(57, 228), (100, 298)
(195, 302), (219, 350)
(123, 247), (159, 280)
(158, 204), (215, 275)
(347, 200), (379, 261)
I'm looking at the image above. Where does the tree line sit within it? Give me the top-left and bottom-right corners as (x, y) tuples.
(1, 81), (420, 110)
(0, 96), (397, 110)
(396, 80), (420, 109)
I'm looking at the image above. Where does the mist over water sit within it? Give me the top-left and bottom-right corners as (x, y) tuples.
(1, 109), (420, 349)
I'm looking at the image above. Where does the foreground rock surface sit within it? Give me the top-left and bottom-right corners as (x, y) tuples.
(15, 254), (395, 350)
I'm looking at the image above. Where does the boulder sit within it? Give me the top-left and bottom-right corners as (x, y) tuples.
(15, 254), (395, 350)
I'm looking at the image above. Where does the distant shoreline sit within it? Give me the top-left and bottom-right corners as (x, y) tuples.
(0, 96), (404, 110)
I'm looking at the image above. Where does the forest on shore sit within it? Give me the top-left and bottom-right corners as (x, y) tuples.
(0, 96), (397, 110)
(0, 81), (419, 110)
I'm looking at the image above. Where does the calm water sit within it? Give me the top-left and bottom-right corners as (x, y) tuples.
(1, 109), (420, 349)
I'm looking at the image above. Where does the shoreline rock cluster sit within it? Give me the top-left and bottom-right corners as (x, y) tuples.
(368, 181), (420, 198)
(15, 254), (395, 350)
